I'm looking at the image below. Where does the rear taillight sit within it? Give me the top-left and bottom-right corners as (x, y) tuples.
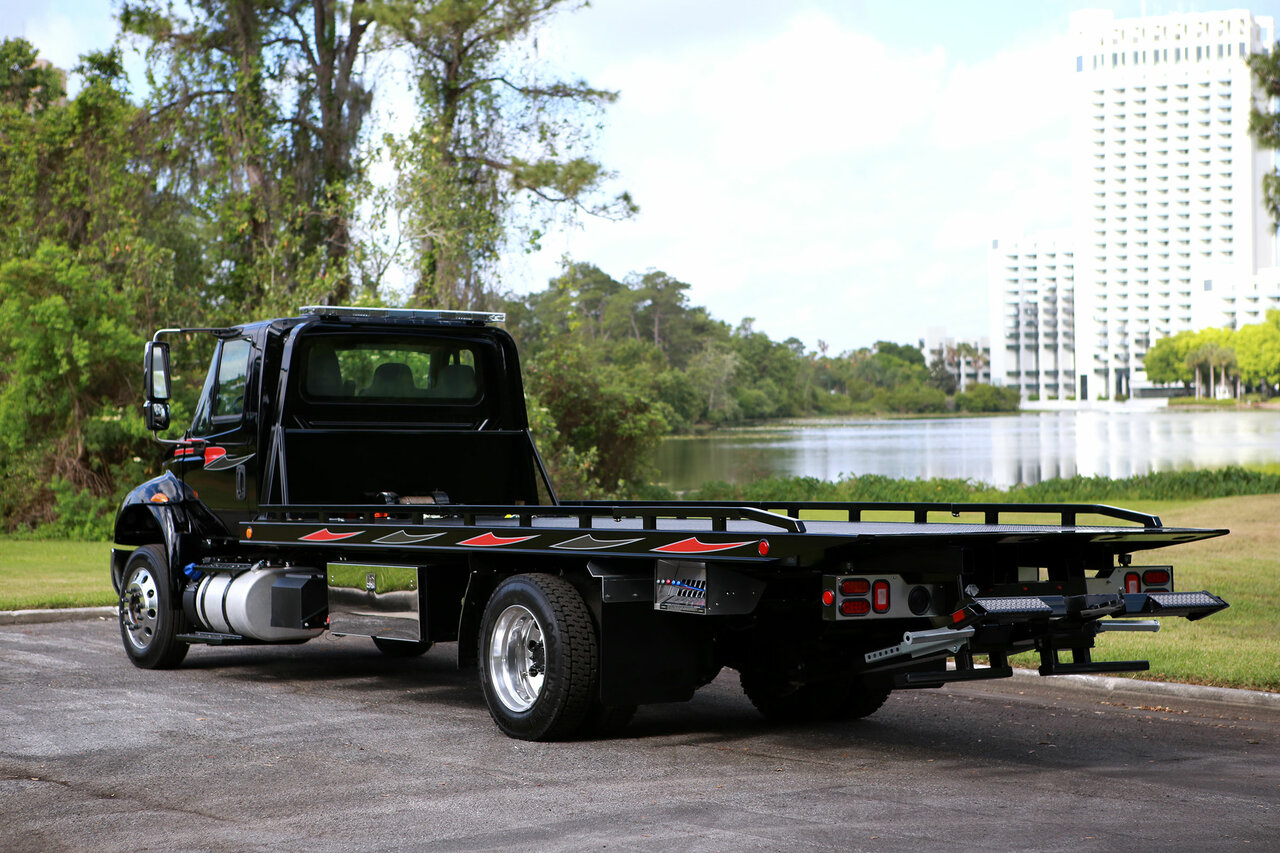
(840, 598), (871, 617)
(872, 580), (890, 613)
(1124, 572), (1140, 594)
(840, 578), (870, 596)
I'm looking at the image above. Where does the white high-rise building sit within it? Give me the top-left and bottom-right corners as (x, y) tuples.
(1069, 9), (1280, 400)
(988, 236), (1076, 399)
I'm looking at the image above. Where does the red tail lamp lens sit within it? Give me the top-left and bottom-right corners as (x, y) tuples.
(1124, 572), (1140, 594)
(840, 599), (870, 617)
(1143, 569), (1170, 586)
(758, 539), (770, 557)
(822, 589), (835, 606)
(872, 580), (890, 613)
(840, 578), (871, 596)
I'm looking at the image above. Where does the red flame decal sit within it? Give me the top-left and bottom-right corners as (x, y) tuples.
(299, 528), (363, 542)
(458, 532), (538, 547)
(652, 537), (755, 555)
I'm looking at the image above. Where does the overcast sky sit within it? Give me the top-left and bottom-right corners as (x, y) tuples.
(5, 1), (1280, 353)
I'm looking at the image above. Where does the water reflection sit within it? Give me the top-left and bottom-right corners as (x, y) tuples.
(651, 410), (1280, 489)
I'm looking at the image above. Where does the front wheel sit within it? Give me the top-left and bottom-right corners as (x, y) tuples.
(118, 544), (189, 669)
(478, 574), (599, 741)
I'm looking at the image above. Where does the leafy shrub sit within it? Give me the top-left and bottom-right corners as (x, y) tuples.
(955, 383), (1020, 412)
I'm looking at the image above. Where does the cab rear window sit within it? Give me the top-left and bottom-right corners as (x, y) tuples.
(298, 337), (483, 402)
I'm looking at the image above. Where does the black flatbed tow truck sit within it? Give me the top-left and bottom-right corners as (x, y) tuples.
(112, 306), (1229, 740)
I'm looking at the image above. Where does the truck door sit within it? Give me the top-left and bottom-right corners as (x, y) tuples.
(179, 336), (258, 530)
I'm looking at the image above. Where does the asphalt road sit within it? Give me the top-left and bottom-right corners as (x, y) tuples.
(2, 618), (1277, 852)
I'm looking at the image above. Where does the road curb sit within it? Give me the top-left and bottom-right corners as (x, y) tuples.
(0, 606), (116, 626)
(1011, 666), (1280, 709)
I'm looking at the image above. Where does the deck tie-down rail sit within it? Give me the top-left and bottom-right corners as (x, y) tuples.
(256, 502), (808, 533)
(597, 499), (1165, 529)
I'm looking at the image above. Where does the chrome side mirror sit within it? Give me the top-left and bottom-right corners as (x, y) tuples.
(144, 341), (171, 401)
(143, 341), (172, 431)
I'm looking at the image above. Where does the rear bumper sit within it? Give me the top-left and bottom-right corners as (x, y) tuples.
(863, 589), (1228, 687)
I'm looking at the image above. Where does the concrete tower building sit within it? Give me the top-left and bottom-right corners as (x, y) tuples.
(1069, 9), (1279, 400)
(988, 235), (1076, 399)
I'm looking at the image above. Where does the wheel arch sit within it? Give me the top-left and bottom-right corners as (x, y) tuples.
(456, 557), (599, 669)
(112, 471), (225, 594)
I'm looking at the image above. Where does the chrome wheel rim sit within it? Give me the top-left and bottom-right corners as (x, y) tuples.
(487, 604), (545, 713)
(120, 565), (160, 652)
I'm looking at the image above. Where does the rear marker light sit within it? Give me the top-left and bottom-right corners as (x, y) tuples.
(1143, 569), (1170, 586)
(872, 580), (890, 613)
(245, 527), (253, 539)
(840, 599), (871, 617)
(758, 539), (770, 557)
(822, 589), (835, 607)
(1124, 572), (1140, 594)
(840, 578), (871, 596)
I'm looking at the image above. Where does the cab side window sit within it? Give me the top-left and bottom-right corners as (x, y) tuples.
(191, 339), (253, 436)
(214, 339), (252, 418)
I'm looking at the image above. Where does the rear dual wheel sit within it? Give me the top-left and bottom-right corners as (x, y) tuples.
(479, 573), (628, 740)
(739, 669), (890, 723)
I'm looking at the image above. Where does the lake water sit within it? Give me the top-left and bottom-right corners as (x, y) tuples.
(651, 408), (1280, 489)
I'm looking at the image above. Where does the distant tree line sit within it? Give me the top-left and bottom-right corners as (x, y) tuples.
(1142, 310), (1280, 399)
(505, 264), (1019, 496)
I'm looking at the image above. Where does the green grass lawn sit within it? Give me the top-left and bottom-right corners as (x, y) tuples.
(1, 494), (1276, 690)
(0, 539), (114, 610)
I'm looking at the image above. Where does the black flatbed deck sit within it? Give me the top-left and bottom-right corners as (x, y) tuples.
(241, 500), (1228, 563)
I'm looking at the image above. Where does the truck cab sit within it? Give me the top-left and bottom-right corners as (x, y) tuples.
(149, 307), (548, 538)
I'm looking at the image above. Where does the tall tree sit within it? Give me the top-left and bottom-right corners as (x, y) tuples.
(0, 45), (198, 533)
(1249, 47), (1280, 229)
(1234, 310), (1280, 396)
(122, 0), (376, 311)
(377, 0), (636, 309)
(0, 38), (64, 112)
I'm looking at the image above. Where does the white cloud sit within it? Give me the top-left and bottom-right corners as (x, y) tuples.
(511, 5), (1090, 351)
(928, 34), (1074, 150)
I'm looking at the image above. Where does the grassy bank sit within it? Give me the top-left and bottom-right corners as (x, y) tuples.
(1020, 494), (1279, 692)
(0, 540), (114, 610)
(1, 491), (1275, 692)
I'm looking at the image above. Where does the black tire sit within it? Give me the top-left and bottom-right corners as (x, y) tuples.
(740, 669), (890, 723)
(372, 637), (434, 657)
(118, 544), (190, 669)
(478, 573), (599, 741)
(832, 681), (891, 720)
